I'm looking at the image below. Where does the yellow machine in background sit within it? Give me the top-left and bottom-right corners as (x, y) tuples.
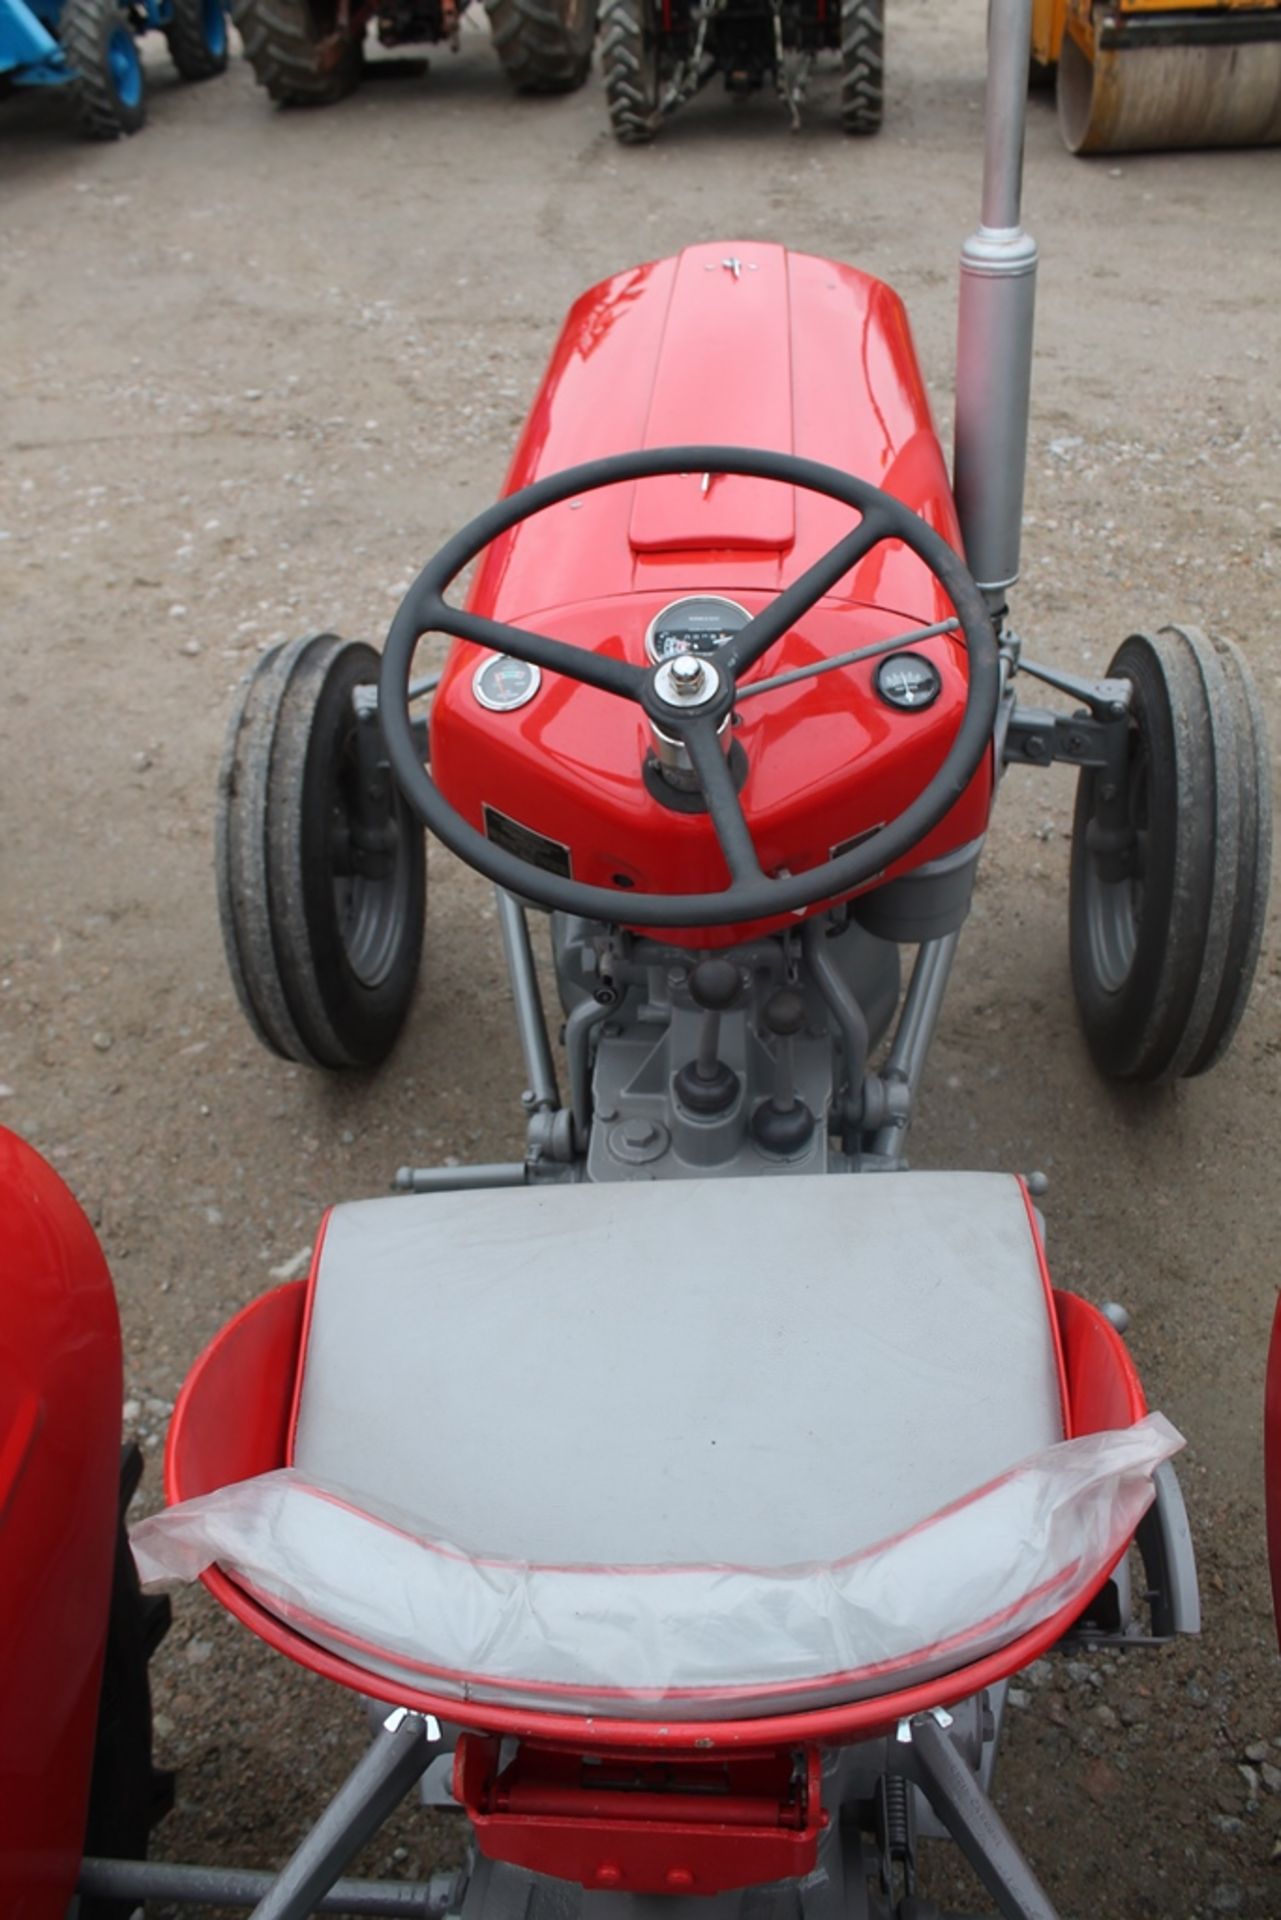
(1030, 0), (1281, 151)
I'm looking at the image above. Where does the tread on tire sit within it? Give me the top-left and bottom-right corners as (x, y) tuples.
(487, 0), (596, 93)
(1068, 624), (1270, 1083)
(232, 0), (365, 104)
(217, 633), (426, 1071)
(62, 0), (147, 138)
(165, 0), (230, 79)
(601, 0), (659, 143)
(839, 0), (883, 135)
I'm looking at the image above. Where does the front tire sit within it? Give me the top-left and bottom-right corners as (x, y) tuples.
(166, 0), (229, 79)
(62, 0), (147, 138)
(601, 0), (660, 142)
(217, 634), (426, 1071)
(1068, 625), (1271, 1082)
(232, 0), (365, 104)
(839, 0), (883, 135)
(486, 0), (596, 93)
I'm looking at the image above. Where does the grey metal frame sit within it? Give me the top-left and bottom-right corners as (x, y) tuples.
(77, 1857), (460, 1916)
(73, 1705), (1087, 1920)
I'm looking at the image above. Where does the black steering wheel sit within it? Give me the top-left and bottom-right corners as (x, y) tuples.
(379, 446), (999, 929)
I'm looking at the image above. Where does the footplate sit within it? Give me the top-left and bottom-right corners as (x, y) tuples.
(453, 1736), (825, 1896)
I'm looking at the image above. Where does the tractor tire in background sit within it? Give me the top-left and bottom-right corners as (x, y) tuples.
(233, 0), (364, 104)
(839, 0), (883, 135)
(601, 0), (660, 142)
(486, 0), (596, 93)
(1068, 625), (1272, 1083)
(165, 0), (229, 79)
(62, 0), (147, 137)
(217, 634), (426, 1071)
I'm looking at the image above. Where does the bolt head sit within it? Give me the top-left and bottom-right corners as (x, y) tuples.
(654, 654), (719, 709)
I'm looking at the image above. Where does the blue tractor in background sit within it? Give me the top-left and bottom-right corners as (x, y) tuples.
(1, 0), (227, 135)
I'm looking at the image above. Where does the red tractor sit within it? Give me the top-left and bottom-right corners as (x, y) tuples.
(234, 0), (596, 107)
(601, 0), (882, 139)
(2, 3), (1271, 1917)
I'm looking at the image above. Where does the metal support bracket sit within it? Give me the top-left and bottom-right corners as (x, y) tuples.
(1013, 663), (1131, 719)
(1003, 664), (1138, 878)
(1002, 703), (1119, 771)
(246, 1709), (440, 1920)
(1003, 666), (1131, 772)
(896, 1712), (1059, 1920)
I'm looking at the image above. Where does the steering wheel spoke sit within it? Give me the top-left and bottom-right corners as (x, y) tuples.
(426, 601), (645, 702)
(727, 507), (892, 673)
(681, 718), (764, 887)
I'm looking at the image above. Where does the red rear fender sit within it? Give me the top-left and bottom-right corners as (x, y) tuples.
(0, 1128), (123, 1919)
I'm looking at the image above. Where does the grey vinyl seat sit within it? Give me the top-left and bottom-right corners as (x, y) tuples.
(276, 1172), (1069, 1715)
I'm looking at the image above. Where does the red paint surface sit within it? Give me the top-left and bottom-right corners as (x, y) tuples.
(455, 1736), (825, 1895)
(167, 1281), (1145, 1752)
(1053, 1290), (1146, 1437)
(164, 1280), (308, 1505)
(0, 1128), (122, 1920)
(429, 242), (989, 947)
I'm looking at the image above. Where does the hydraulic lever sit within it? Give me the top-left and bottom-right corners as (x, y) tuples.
(673, 958), (741, 1115)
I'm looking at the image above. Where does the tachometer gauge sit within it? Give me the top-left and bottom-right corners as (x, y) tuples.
(875, 652), (942, 711)
(645, 595), (751, 663)
(472, 654), (541, 713)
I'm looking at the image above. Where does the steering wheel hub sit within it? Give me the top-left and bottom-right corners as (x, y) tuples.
(655, 655), (721, 706)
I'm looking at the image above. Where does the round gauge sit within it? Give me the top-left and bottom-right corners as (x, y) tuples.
(875, 651), (942, 712)
(472, 654), (541, 713)
(645, 595), (751, 664)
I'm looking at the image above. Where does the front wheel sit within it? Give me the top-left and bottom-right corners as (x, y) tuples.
(62, 0), (147, 138)
(1068, 625), (1271, 1082)
(166, 0), (229, 78)
(216, 634), (427, 1070)
(486, 0), (596, 93)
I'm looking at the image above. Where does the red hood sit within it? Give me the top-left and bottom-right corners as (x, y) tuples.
(468, 240), (961, 629)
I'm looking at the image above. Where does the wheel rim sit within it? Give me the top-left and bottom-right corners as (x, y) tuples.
(202, 0), (227, 56)
(1082, 741), (1148, 996)
(108, 24), (143, 107)
(329, 726), (416, 991)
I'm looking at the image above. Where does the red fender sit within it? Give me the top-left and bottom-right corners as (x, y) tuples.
(0, 1128), (123, 1919)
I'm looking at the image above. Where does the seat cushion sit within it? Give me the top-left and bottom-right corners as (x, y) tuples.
(291, 1172), (1066, 1570)
(131, 1172), (1181, 1717)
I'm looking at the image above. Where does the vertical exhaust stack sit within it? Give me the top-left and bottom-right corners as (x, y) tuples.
(954, 0), (1038, 617)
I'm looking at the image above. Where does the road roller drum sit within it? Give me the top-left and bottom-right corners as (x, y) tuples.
(1033, 0), (1281, 152)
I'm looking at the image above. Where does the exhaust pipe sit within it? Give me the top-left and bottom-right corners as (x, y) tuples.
(953, 0), (1038, 613)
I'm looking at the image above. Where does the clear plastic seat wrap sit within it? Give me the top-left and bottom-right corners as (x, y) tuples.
(138, 1173), (1177, 1731)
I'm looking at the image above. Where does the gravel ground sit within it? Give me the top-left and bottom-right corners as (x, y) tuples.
(2, 3), (1280, 1915)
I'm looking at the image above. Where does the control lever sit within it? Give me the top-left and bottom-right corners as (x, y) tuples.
(751, 989), (815, 1155)
(673, 958), (741, 1116)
